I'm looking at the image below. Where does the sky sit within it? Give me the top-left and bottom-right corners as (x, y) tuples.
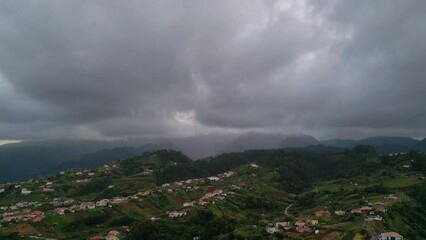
(0, 0), (426, 142)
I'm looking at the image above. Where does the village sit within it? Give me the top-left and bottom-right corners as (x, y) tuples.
(0, 161), (242, 239)
(0, 150), (421, 240)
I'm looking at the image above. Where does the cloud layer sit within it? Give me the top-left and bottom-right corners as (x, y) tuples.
(1, 0), (426, 140)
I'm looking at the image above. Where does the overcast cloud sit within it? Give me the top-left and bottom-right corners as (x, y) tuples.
(0, 0), (426, 141)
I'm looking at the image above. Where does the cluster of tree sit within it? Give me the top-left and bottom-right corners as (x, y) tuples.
(411, 152), (426, 172)
(363, 184), (391, 194)
(129, 209), (268, 240)
(154, 146), (379, 193)
(77, 176), (113, 195)
(63, 211), (112, 232)
(0, 233), (21, 240)
(154, 151), (259, 184)
(118, 150), (191, 176)
(383, 202), (426, 239)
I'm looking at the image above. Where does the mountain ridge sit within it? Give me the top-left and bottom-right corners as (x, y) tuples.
(0, 133), (425, 183)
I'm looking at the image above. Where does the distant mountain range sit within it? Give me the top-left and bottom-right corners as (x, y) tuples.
(1, 133), (426, 182)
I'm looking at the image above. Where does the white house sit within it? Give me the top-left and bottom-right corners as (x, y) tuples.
(21, 188), (32, 195)
(266, 227), (280, 234)
(168, 211), (187, 218)
(96, 199), (110, 207)
(207, 176), (220, 181)
(366, 215), (382, 221)
(378, 232), (403, 240)
(183, 202), (195, 207)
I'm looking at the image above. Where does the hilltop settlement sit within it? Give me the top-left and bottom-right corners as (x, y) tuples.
(0, 147), (425, 239)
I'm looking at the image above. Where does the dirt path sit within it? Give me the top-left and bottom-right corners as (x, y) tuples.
(285, 203), (293, 216)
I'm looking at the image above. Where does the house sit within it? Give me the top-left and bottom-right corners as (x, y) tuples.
(63, 199), (76, 206)
(41, 187), (55, 192)
(266, 226), (280, 234)
(384, 194), (399, 200)
(296, 225), (312, 233)
(89, 236), (104, 240)
(105, 236), (119, 240)
(220, 171), (234, 177)
(275, 222), (291, 230)
(183, 202), (195, 207)
(366, 215), (382, 221)
(33, 210), (44, 216)
(32, 215), (44, 223)
(351, 208), (362, 214)
(202, 188), (223, 200)
(295, 220), (305, 226)
(16, 202), (28, 208)
(75, 179), (90, 183)
(52, 198), (63, 207)
(105, 236), (118, 240)
(112, 197), (127, 204)
(250, 163), (259, 168)
(315, 210), (331, 217)
(310, 219), (318, 226)
(196, 178), (205, 183)
(108, 230), (120, 237)
(138, 190), (152, 196)
(54, 208), (66, 216)
(378, 232), (403, 240)
(213, 189), (223, 195)
(375, 206), (387, 212)
(69, 205), (80, 213)
(21, 188), (32, 195)
(168, 211), (187, 218)
(207, 176), (220, 181)
(96, 199), (110, 207)
(360, 206), (373, 212)
(335, 210), (345, 216)
(80, 202), (96, 210)
(0, 188), (5, 193)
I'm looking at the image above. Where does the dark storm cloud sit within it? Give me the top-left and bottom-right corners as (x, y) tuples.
(0, 0), (426, 140)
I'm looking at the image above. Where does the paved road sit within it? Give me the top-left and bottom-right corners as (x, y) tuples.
(284, 203), (293, 216)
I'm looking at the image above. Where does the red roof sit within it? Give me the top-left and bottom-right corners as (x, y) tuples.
(315, 210), (331, 216)
(33, 210), (44, 215)
(90, 236), (104, 240)
(296, 225), (312, 233)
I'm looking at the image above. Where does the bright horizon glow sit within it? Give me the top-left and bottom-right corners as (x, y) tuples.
(0, 139), (21, 146)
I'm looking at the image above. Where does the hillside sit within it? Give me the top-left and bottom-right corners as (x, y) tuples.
(1, 135), (426, 183)
(0, 147), (425, 239)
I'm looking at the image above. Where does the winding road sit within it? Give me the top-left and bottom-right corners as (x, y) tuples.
(284, 203), (293, 216)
